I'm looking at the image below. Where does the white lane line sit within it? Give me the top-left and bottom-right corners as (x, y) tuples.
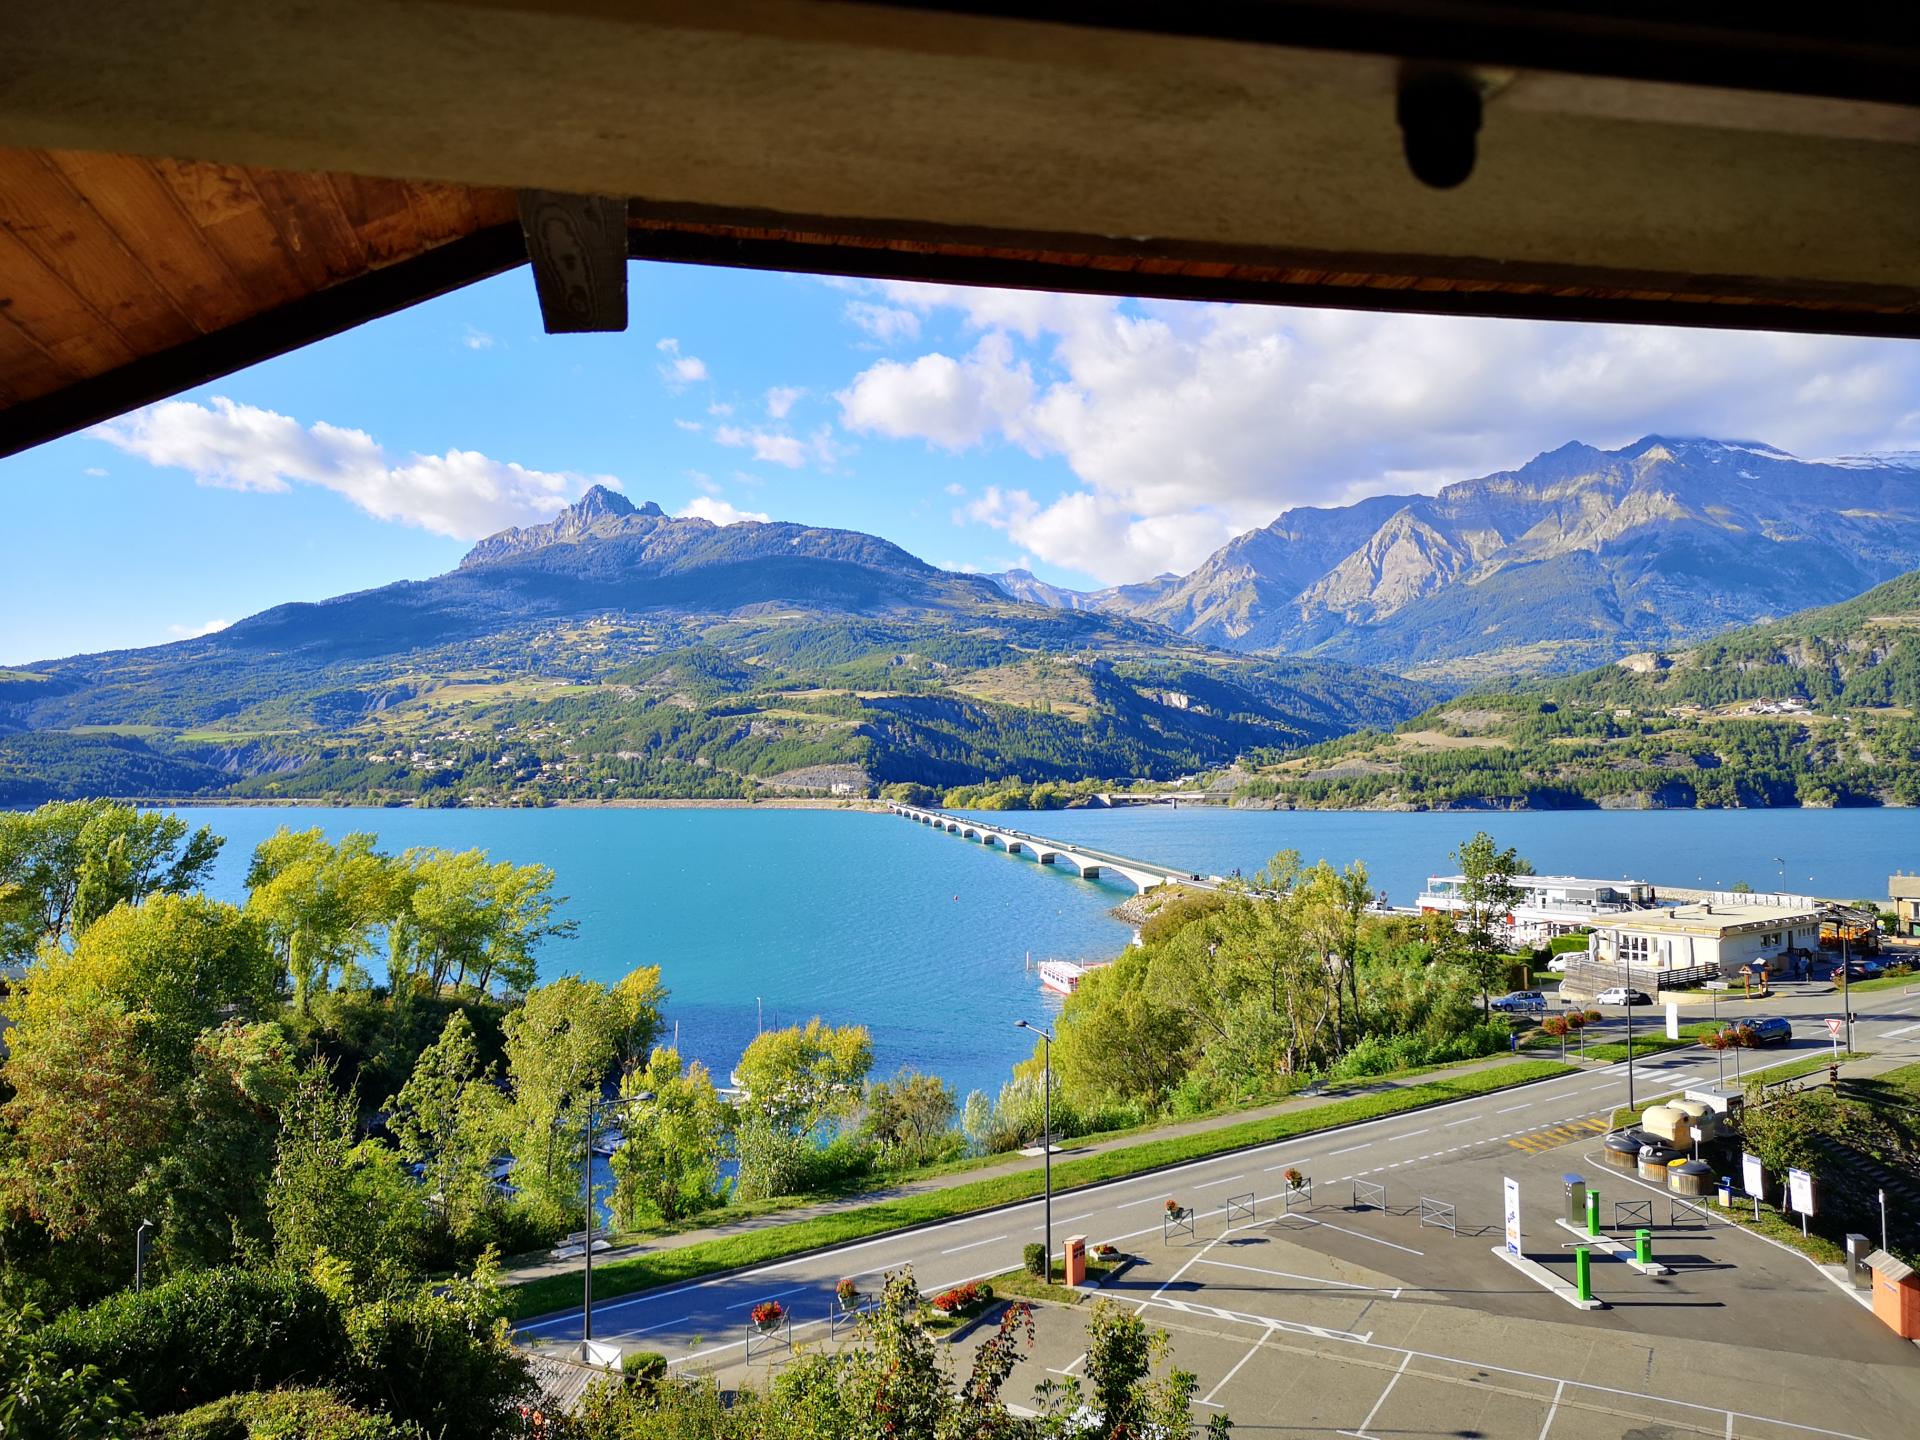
(1194, 1174), (1247, 1190)
(1276, 1213), (1425, 1256)
(1884, 1020), (1920, 1037)
(940, 1233), (1009, 1255)
(1338, 1351), (1413, 1440)
(1058, 1212), (1099, 1224)
(1393, 1128), (1431, 1141)
(1328, 1142), (1372, 1156)
(1538, 1379), (1564, 1440)
(724, 1283), (810, 1310)
(1263, 1158), (1309, 1172)
(1495, 1103), (1532, 1114)
(1198, 1257), (1400, 1296)
(1444, 1115), (1480, 1127)
(1586, 1082), (1618, 1092)
(1200, 1333), (1266, 1407)
(1117, 1191), (1174, 1210)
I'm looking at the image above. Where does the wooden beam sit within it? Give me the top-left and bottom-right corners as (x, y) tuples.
(516, 191), (628, 333)
(0, 222), (528, 460)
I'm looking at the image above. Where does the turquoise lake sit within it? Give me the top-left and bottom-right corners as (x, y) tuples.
(163, 804), (1920, 1101)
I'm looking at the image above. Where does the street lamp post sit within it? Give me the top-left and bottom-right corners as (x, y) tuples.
(566, 1089), (653, 1347)
(1015, 1019), (1053, 1284)
(134, 1220), (153, 1293)
(1619, 940), (1636, 1112)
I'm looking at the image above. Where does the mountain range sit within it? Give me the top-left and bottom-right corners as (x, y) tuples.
(993, 436), (1920, 684)
(1231, 567), (1920, 810)
(0, 487), (1434, 805)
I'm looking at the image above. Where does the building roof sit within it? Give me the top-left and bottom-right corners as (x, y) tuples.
(1889, 877), (1920, 900)
(1595, 902), (1822, 938)
(4, 5), (1920, 456)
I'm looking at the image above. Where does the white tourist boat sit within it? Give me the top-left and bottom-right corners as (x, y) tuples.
(1037, 959), (1107, 995)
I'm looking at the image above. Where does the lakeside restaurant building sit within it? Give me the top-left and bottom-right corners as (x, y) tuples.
(1418, 875), (1660, 946)
(1585, 893), (1825, 983)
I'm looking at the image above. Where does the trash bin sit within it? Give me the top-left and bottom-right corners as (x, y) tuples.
(1846, 1234), (1873, 1290)
(1563, 1174), (1587, 1226)
(1062, 1235), (1087, 1288)
(1717, 1178), (1734, 1208)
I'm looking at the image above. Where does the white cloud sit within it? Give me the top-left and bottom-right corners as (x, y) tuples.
(166, 618), (232, 639)
(713, 423), (841, 470)
(656, 337), (682, 353)
(92, 397), (611, 541)
(673, 418), (704, 433)
(678, 496), (770, 526)
(462, 326), (495, 351)
(943, 482), (966, 497)
(665, 355), (708, 384)
(687, 470), (722, 495)
(840, 284), (1920, 582)
(765, 386), (804, 419)
(708, 402), (734, 417)
(83, 466), (107, 477)
(837, 332), (1035, 451)
(844, 301), (922, 345)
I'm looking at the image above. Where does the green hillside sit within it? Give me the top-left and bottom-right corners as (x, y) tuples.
(1225, 569), (1920, 810)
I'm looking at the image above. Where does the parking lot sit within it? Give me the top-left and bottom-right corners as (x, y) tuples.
(690, 1131), (1920, 1439)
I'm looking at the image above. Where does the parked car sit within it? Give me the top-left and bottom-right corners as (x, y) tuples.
(1595, 986), (1653, 1006)
(1724, 1016), (1793, 1046)
(1491, 990), (1548, 1013)
(1840, 959), (1883, 981)
(1546, 955), (1574, 974)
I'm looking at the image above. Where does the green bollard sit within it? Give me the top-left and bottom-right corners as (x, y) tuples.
(1575, 1246), (1593, 1302)
(1586, 1189), (1601, 1237)
(1635, 1228), (1652, 1265)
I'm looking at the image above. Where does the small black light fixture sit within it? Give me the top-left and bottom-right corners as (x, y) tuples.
(1397, 69), (1483, 189)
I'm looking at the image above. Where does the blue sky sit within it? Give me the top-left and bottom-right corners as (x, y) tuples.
(6, 260), (1919, 662)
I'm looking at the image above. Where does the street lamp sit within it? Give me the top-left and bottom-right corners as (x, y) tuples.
(1014, 1019), (1054, 1284)
(1619, 938), (1636, 1112)
(560, 1088), (653, 1346)
(134, 1219), (153, 1293)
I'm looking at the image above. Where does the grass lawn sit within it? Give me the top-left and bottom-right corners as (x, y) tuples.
(507, 1057), (1574, 1320)
(1840, 969), (1920, 995)
(985, 1258), (1122, 1309)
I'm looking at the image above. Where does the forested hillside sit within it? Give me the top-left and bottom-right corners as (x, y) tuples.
(1225, 569), (1920, 809)
(0, 493), (1436, 805)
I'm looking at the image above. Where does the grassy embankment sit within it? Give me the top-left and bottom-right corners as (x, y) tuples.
(508, 1057), (1574, 1320)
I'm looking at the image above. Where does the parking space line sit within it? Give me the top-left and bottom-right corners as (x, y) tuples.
(1197, 1256), (1402, 1297)
(939, 1233), (1008, 1255)
(1338, 1351), (1412, 1440)
(1200, 1334), (1265, 1407)
(1538, 1379), (1563, 1440)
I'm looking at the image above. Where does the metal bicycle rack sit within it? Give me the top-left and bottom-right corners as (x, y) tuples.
(1417, 1195), (1457, 1235)
(1670, 1195), (1713, 1228)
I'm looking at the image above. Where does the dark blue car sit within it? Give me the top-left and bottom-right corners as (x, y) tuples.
(1726, 1016), (1793, 1046)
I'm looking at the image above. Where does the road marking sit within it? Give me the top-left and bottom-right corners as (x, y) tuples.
(1201, 1333), (1265, 1407)
(1278, 1213), (1425, 1256)
(1263, 1158), (1308, 1172)
(1329, 1142), (1372, 1156)
(1444, 1115), (1480, 1127)
(1117, 1191), (1174, 1210)
(1047, 1350), (1087, 1377)
(1393, 1128), (1431, 1141)
(1586, 1082), (1618, 1092)
(1884, 1020), (1920, 1037)
(1495, 1103), (1532, 1114)
(1338, 1351), (1413, 1440)
(1194, 1174), (1247, 1190)
(1538, 1379), (1564, 1440)
(940, 1233), (1008, 1255)
(1197, 1257), (1401, 1296)
(724, 1283), (810, 1310)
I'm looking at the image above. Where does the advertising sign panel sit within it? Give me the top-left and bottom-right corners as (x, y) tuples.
(1788, 1167), (1815, 1216)
(1742, 1152), (1764, 1199)
(1504, 1177), (1521, 1255)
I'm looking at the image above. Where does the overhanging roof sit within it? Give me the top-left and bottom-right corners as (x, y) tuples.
(3, 3), (1919, 457)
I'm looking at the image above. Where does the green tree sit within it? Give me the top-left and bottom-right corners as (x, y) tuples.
(608, 1047), (729, 1225)
(611, 964), (668, 1076)
(268, 1064), (424, 1288)
(500, 975), (626, 1219)
(733, 1020), (872, 1200)
(385, 1012), (505, 1244)
(247, 829), (393, 1012)
(1449, 831), (1529, 1015)
(0, 798), (221, 965)
(157, 1019), (298, 1271)
(857, 1068), (959, 1168)
(402, 848), (575, 995)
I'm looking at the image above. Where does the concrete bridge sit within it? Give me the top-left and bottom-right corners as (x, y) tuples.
(887, 803), (1218, 896)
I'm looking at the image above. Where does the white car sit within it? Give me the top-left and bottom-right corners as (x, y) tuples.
(1546, 955), (1574, 974)
(1595, 986), (1652, 1006)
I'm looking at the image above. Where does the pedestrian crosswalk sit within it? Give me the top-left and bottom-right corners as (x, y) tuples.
(1506, 1116), (1610, 1154)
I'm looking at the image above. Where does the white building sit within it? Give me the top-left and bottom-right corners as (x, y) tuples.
(1417, 874), (1660, 946)
(1585, 892), (1823, 981)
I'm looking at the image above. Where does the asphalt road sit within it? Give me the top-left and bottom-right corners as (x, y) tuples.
(517, 975), (1920, 1369)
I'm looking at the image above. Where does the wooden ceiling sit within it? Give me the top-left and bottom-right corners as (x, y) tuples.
(2, 4), (1919, 458)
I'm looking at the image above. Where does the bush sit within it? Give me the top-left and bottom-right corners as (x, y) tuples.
(1023, 1242), (1046, 1276)
(1564, 1012), (1588, 1031)
(620, 1351), (667, 1386)
(1541, 1015), (1568, 1038)
(142, 1388), (425, 1439)
(38, 1269), (349, 1419)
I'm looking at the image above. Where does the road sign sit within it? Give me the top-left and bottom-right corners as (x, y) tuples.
(1825, 1017), (1844, 1039)
(1742, 1152), (1764, 1200)
(1504, 1177), (1521, 1255)
(1788, 1167), (1815, 1216)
